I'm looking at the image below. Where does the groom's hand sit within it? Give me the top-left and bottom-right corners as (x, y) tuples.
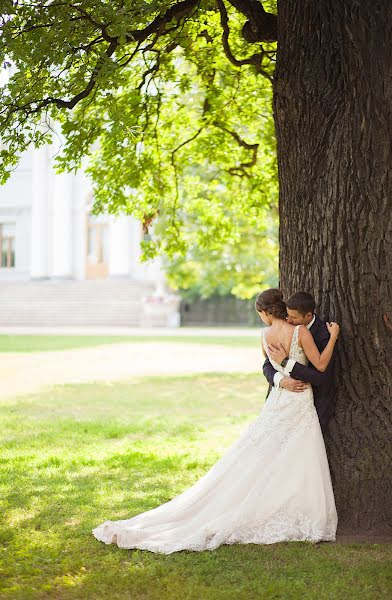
(280, 377), (308, 393)
(268, 343), (287, 365)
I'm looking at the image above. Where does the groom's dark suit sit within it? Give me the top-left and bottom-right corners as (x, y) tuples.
(263, 315), (336, 434)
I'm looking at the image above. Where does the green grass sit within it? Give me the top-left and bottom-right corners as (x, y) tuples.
(1, 373), (391, 599)
(0, 334), (258, 353)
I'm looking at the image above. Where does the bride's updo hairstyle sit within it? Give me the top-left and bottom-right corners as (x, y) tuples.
(255, 288), (288, 320)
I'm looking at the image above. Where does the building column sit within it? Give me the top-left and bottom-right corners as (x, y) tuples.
(108, 216), (130, 277)
(129, 217), (143, 279)
(31, 146), (50, 279)
(51, 171), (73, 278)
(72, 175), (90, 280)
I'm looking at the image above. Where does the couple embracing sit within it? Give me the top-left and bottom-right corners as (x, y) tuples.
(93, 288), (340, 553)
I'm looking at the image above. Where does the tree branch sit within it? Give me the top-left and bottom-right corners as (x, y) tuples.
(171, 128), (203, 224)
(69, 4), (116, 43)
(214, 122), (259, 177)
(3, 0), (201, 120)
(227, 0), (277, 43)
(216, 0), (273, 81)
(128, 0), (200, 43)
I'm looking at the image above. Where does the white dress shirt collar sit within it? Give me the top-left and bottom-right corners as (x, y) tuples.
(307, 314), (316, 329)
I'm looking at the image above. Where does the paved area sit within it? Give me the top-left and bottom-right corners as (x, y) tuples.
(0, 339), (262, 399)
(0, 326), (258, 337)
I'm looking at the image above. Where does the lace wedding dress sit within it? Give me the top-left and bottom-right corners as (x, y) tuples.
(92, 325), (338, 553)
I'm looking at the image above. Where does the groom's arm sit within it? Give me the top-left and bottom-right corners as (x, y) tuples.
(263, 357), (282, 387)
(263, 357), (309, 393)
(289, 360), (329, 387)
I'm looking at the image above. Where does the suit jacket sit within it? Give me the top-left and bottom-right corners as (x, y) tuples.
(262, 315), (336, 434)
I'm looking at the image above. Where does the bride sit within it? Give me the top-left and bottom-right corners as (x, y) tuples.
(93, 288), (339, 553)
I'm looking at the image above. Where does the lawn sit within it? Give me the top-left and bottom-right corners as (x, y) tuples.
(1, 373), (391, 599)
(0, 333), (258, 353)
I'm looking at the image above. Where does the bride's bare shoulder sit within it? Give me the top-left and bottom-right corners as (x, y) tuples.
(283, 322), (296, 334)
(298, 324), (312, 342)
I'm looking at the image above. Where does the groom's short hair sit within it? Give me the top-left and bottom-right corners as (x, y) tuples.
(286, 292), (315, 316)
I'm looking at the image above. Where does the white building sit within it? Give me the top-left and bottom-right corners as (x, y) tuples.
(0, 145), (180, 327)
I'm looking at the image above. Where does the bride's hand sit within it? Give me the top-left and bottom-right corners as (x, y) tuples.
(326, 322), (340, 339)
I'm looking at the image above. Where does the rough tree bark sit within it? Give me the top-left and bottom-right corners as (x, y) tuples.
(273, 0), (392, 533)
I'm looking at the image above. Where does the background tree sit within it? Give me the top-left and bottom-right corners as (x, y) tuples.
(0, 0), (391, 534)
(165, 205), (278, 300)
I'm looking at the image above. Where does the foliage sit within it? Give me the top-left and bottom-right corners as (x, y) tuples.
(165, 204), (278, 299)
(1, 373), (392, 599)
(0, 1), (279, 295)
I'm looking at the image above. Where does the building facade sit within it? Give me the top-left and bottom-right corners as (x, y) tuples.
(0, 145), (180, 327)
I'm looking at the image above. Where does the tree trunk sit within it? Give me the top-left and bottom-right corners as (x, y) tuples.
(273, 0), (392, 533)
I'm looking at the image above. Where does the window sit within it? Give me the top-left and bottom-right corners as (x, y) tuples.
(87, 222), (108, 265)
(0, 223), (15, 268)
(86, 212), (109, 279)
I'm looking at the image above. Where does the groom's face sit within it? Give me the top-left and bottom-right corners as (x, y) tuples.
(287, 309), (313, 326)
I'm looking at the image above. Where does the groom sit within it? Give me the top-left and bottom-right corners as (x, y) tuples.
(262, 291), (336, 435)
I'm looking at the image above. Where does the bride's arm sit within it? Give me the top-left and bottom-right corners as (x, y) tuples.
(298, 323), (339, 372)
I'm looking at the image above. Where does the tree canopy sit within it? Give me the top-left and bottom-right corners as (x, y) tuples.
(0, 0), (278, 296)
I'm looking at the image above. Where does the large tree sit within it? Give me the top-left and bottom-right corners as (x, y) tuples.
(275, 0), (392, 536)
(1, 0), (391, 534)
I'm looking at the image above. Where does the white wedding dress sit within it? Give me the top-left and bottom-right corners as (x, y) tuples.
(92, 325), (338, 553)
